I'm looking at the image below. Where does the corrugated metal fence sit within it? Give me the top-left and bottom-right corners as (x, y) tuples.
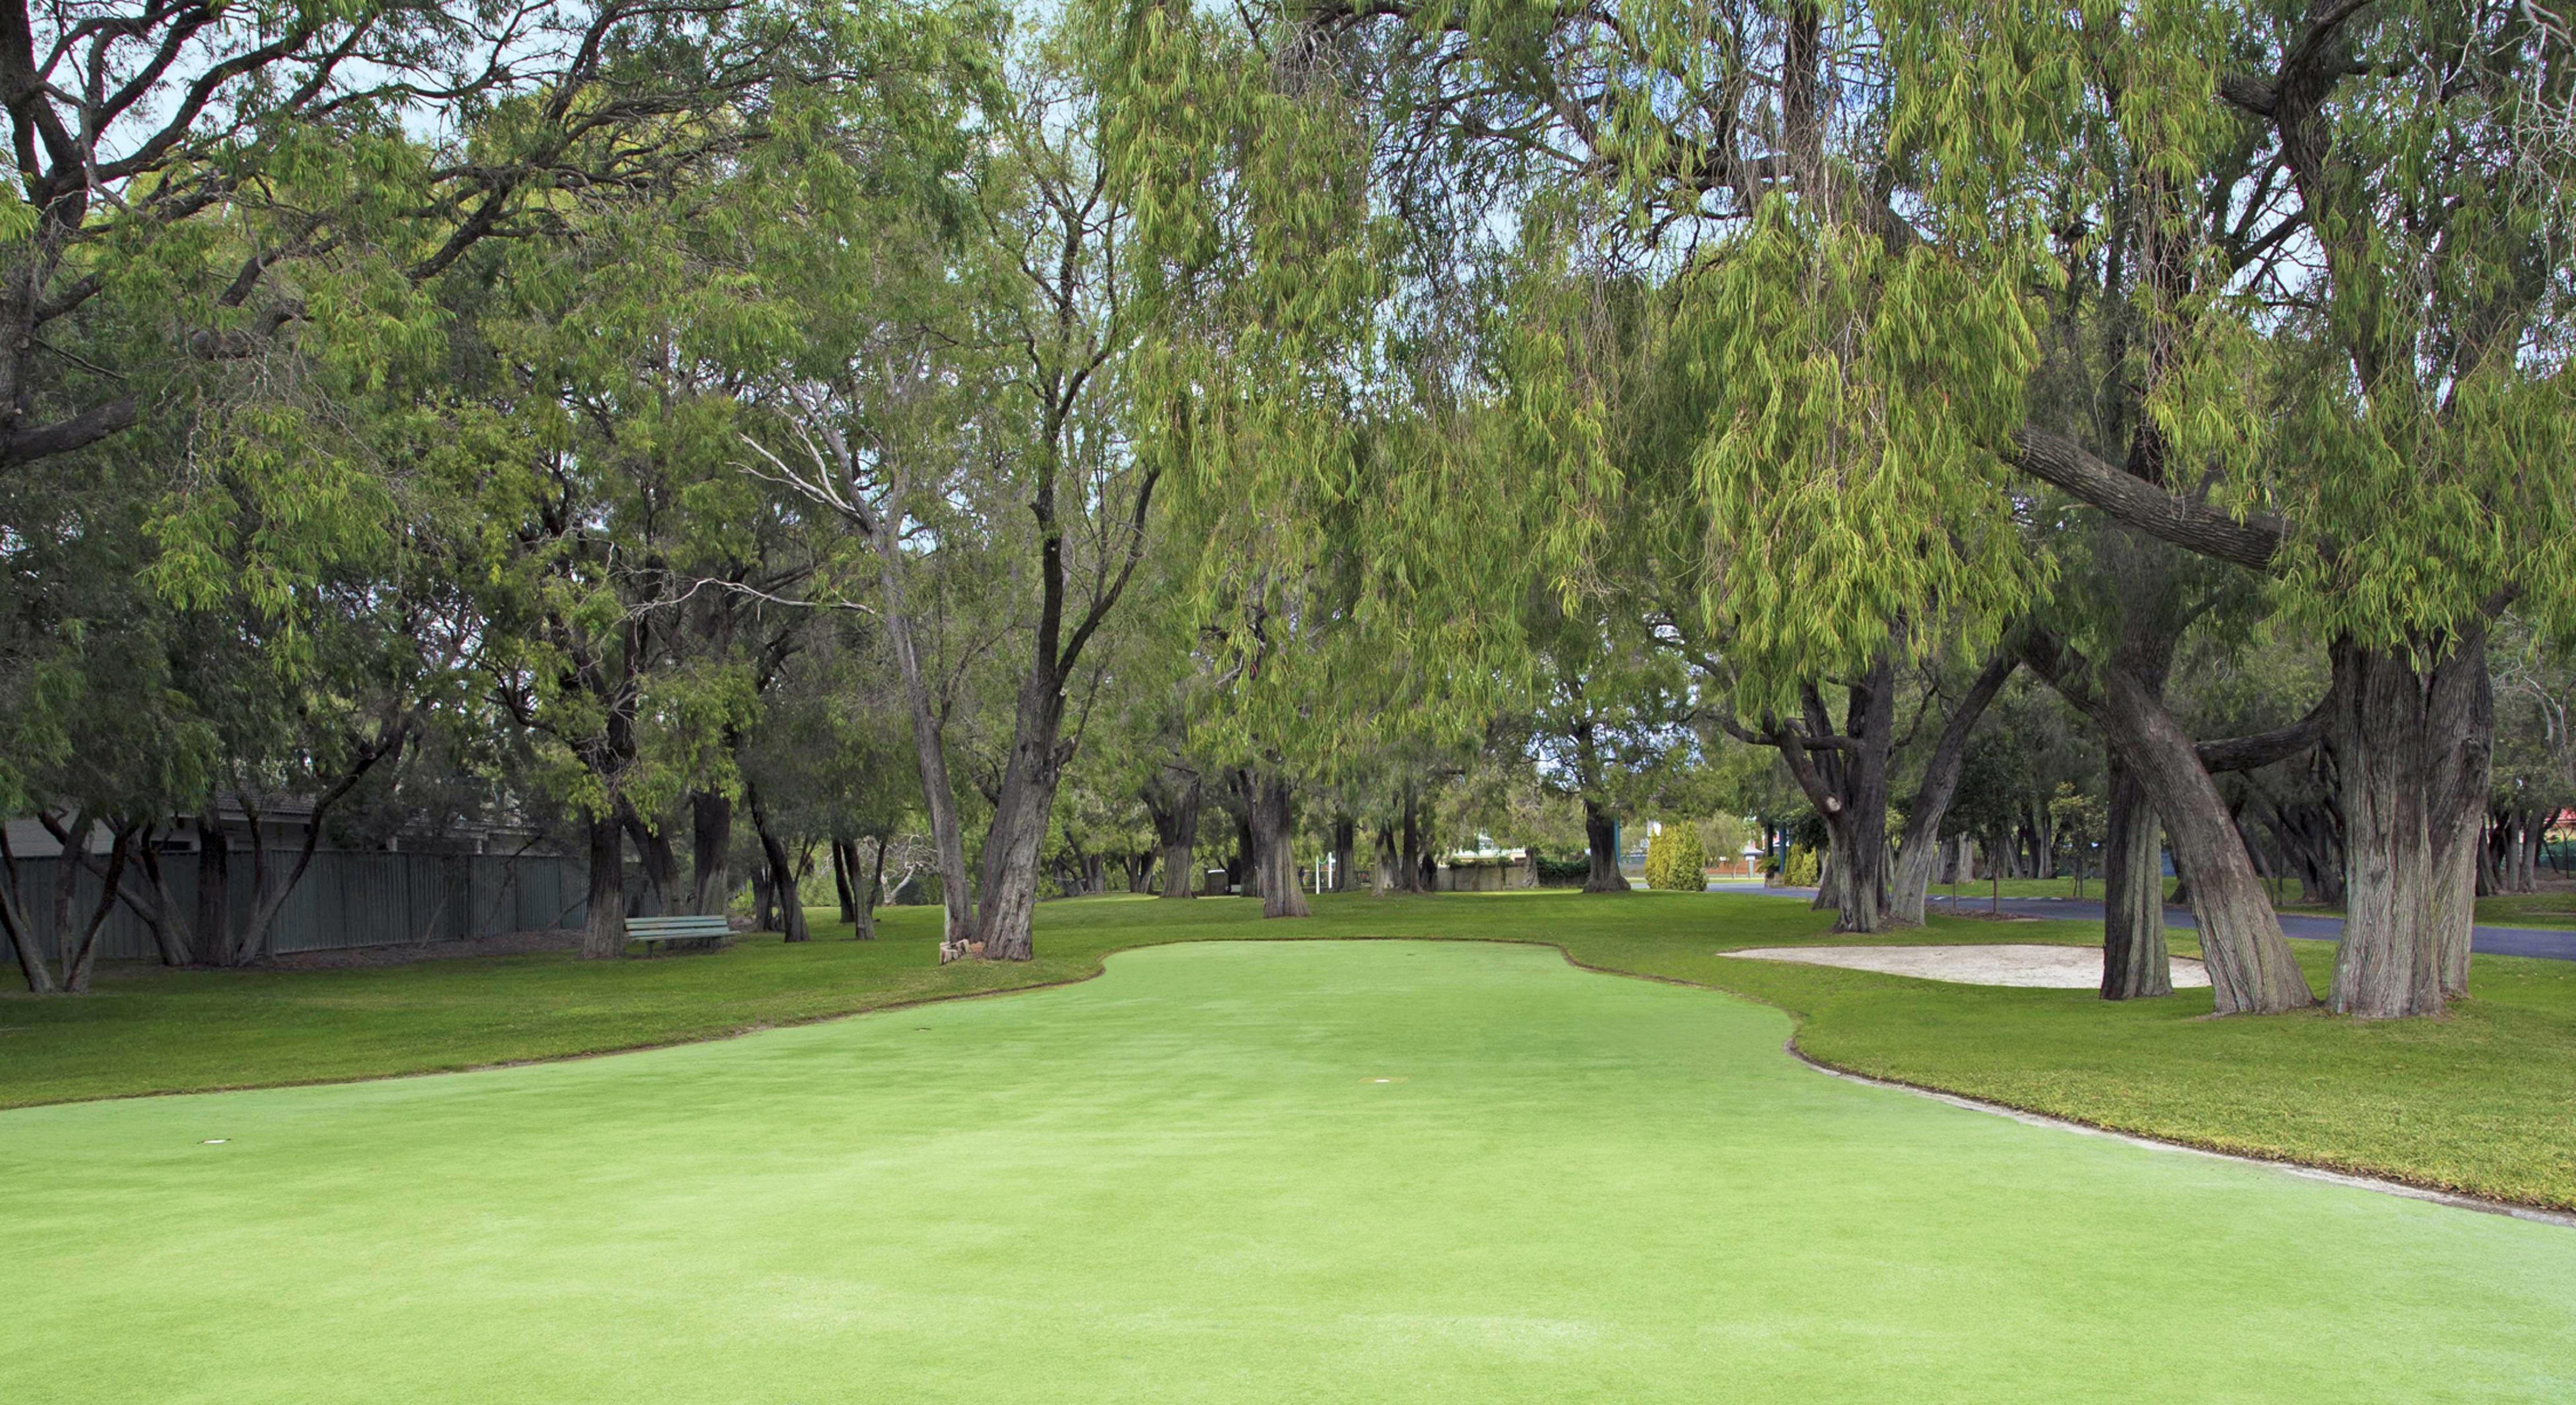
(7, 850), (587, 962)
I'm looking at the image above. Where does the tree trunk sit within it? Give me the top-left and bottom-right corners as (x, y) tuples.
(2329, 635), (2490, 1017)
(968, 668), (1074, 962)
(1580, 797), (1627, 893)
(581, 813), (629, 959)
(1329, 817), (1356, 893)
(1229, 811), (1256, 897)
(2102, 672), (2310, 1013)
(688, 790), (732, 916)
(1888, 651), (2017, 926)
(1147, 769), (1203, 900)
(2100, 758), (2173, 1000)
(831, 838), (859, 924)
(1242, 768), (1309, 919)
(2025, 633), (2312, 1014)
(1760, 651), (1899, 933)
(127, 837), (195, 967)
(1373, 826), (1400, 896)
(747, 785), (809, 943)
(1397, 790), (1430, 894)
(58, 824), (131, 993)
(620, 805), (679, 918)
(877, 546), (978, 960)
(193, 815), (230, 964)
(2430, 643), (2491, 1001)
(856, 838), (887, 940)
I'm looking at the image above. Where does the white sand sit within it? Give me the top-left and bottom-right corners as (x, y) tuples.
(1720, 943), (2211, 989)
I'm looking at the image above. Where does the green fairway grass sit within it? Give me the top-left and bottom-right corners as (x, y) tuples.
(6, 893), (2575, 1208)
(3, 938), (2570, 1404)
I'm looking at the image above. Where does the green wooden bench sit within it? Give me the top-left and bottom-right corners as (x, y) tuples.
(626, 914), (732, 954)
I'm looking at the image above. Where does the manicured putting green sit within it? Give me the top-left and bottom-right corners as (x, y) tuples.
(5, 940), (2571, 1403)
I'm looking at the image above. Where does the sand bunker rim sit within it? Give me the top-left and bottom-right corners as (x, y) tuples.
(1721, 943), (2214, 989)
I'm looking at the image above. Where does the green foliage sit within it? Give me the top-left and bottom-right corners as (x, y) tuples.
(1643, 823), (1706, 891)
(1782, 845), (1821, 888)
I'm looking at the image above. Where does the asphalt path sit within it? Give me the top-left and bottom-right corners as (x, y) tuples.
(1704, 882), (2576, 963)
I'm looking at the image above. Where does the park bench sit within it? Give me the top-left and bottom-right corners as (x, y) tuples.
(626, 914), (732, 954)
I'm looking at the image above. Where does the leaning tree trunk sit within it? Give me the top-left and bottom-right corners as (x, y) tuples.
(2099, 670), (2311, 1014)
(0, 828), (53, 993)
(831, 839), (858, 924)
(1373, 826), (1401, 896)
(2026, 634), (2311, 1014)
(2100, 758), (2173, 1000)
(1888, 651), (2017, 926)
(1242, 768), (1309, 919)
(746, 787), (809, 944)
(580, 813), (629, 959)
(1580, 797), (1627, 893)
(688, 790), (732, 916)
(621, 805), (680, 918)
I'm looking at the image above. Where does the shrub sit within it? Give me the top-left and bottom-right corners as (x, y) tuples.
(1782, 845), (1821, 887)
(1644, 823), (1707, 892)
(1532, 849), (1594, 886)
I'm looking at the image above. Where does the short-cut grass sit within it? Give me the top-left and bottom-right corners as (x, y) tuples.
(5, 937), (2572, 1404)
(5, 891), (2573, 1209)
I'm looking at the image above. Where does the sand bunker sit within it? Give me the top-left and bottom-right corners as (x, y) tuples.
(1720, 944), (2212, 989)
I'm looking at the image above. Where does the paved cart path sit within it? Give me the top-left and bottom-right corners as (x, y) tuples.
(1713, 882), (2576, 962)
(3, 940), (2570, 1403)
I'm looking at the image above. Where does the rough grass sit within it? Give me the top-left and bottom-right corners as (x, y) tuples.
(5, 890), (2573, 1209)
(1939, 872), (2576, 929)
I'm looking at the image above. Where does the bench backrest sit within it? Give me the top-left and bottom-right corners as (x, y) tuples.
(626, 915), (732, 940)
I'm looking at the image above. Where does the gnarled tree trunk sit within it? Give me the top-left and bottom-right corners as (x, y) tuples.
(1580, 797), (1627, 893)
(2330, 634), (2490, 1017)
(1241, 768), (1309, 919)
(1146, 768), (1203, 900)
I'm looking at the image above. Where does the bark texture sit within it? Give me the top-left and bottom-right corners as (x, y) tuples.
(1241, 769), (1309, 919)
(581, 814), (629, 959)
(2025, 631), (2312, 1014)
(688, 790), (733, 916)
(747, 785), (809, 943)
(1580, 798), (1627, 893)
(1146, 768), (1203, 900)
(1887, 650), (2018, 926)
(2328, 635), (2491, 1017)
(2099, 758), (2173, 1000)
